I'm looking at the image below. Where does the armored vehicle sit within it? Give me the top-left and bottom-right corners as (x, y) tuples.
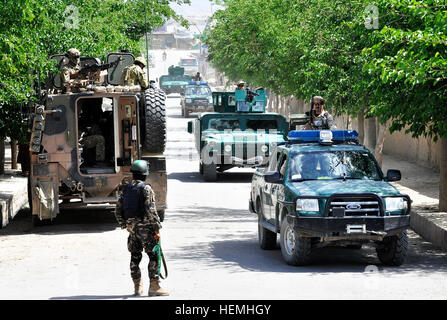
(159, 66), (191, 95)
(187, 88), (289, 181)
(249, 130), (411, 266)
(28, 51), (167, 226)
(180, 81), (213, 117)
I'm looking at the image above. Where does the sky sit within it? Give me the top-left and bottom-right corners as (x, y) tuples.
(170, 0), (223, 17)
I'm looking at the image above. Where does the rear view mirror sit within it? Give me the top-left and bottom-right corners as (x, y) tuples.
(265, 171), (282, 184)
(386, 169), (401, 182)
(187, 121), (193, 134)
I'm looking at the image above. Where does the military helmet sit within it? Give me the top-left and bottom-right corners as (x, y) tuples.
(67, 48), (81, 58)
(311, 95), (325, 105)
(238, 80), (245, 85)
(130, 160), (150, 176)
(134, 56), (147, 67)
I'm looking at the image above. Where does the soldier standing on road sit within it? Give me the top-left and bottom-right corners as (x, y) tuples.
(115, 160), (169, 297)
(61, 48), (82, 90)
(305, 96), (337, 130)
(120, 56), (149, 90)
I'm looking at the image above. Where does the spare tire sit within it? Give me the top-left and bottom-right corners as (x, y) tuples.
(142, 88), (166, 153)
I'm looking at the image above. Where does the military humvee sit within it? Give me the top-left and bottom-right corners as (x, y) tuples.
(28, 52), (167, 226)
(187, 88), (289, 181)
(159, 66), (191, 95)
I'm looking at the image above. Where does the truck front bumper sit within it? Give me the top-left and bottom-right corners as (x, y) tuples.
(185, 103), (213, 113)
(288, 214), (410, 239)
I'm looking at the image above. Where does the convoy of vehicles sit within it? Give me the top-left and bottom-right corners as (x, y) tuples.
(159, 65), (191, 95)
(178, 58), (199, 76)
(249, 130), (411, 266)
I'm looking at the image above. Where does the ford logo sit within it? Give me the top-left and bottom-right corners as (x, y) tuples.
(346, 203), (361, 210)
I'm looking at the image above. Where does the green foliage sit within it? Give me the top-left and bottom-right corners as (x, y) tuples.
(206, 0), (447, 140)
(0, 0), (189, 139)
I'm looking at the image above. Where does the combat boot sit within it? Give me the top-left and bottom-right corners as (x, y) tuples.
(149, 279), (169, 296)
(133, 278), (143, 296)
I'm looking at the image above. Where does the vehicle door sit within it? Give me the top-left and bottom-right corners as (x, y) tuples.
(262, 149), (282, 223)
(272, 151), (288, 222)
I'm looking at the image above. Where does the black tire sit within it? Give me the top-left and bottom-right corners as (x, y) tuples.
(376, 230), (408, 266)
(279, 216), (312, 266)
(32, 215), (53, 227)
(257, 199), (276, 250)
(199, 162), (203, 175)
(142, 88), (166, 153)
(184, 109), (190, 118)
(158, 210), (165, 222)
(202, 162), (217, 182)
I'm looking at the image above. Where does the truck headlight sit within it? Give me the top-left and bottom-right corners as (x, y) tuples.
(208, 97), (213, 104)
(296, 199), (319, 212)
(186, 99), (192, 103)
(261, 145), (268, 153)
(385, 197), (406, 213)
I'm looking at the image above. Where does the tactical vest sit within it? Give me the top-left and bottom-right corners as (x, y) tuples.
(122, 182), (146, 219)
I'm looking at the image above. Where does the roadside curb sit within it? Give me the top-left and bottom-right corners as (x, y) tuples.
(411, 211), (447, 250)
(0, 174), (28, 228)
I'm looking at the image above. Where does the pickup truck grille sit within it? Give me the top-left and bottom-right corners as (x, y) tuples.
(328, 197), (381, 217)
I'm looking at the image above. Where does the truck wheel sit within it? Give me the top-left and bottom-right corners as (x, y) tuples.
(202, 163), (217, 181)
(257, 200), (276, 250)
(185, 109), (190, 118)
(142, 88), (166, 153)
(199, 162), (203, 175)
(280, 216), (312, 266)
(158, 210), (165, 222)
(376, 230), (408, 266)
(32, 215), (53, 227)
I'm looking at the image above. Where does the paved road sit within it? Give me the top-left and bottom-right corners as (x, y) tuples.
(1, 96), (447, 300)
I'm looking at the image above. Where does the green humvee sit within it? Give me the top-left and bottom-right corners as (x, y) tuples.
(159, 66), (191, 95)
(250, 130), (411, 266)
(187, 88), (289, 181)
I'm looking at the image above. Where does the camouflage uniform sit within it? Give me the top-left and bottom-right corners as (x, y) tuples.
(115, 180), (162, 281)
(120, 64), (148, 89)
(79, 124), (105, 162)
(61, 61), (81, 84)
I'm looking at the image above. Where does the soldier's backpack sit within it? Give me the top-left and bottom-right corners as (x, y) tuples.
(122, 182), (147, 219)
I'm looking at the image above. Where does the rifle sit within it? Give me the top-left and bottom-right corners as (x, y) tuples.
(72, 57), (123, 79)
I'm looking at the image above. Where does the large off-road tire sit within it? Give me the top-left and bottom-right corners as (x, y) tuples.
(202, 162), (217, 182)
(32, 215), (53, 227)
(257, 199), (277, 250)
(279, 216), (312, 266)
(142, 88), (166, 153)
(376, 230), (408, 266)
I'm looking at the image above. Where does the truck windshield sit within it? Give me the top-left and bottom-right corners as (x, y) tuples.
(246, 119), (279, 131)
(207, 119), (240, 131)
(289, 151), (381, 181)
(185, 86), (211, 96)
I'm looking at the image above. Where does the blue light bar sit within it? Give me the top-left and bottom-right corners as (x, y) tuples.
(288, 130), (359, 143)
(188, 81), (208, 85)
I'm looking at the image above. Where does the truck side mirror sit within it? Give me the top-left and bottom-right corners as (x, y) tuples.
(187, 121), (193, 134)
(265, 171), (282, 184)
(386, 169), (401, 182)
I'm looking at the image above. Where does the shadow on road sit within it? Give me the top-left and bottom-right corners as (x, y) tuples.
(0, 207), (118, 236)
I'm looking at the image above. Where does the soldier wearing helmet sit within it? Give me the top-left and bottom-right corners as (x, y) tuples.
(120, 56), (149, 89)
(114, 160), (168, 297)
(305, 96), (337, 130)
(60, 48), (82, 89)
(236, 81), (245, 90)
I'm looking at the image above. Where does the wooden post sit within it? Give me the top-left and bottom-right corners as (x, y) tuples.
(11, 140), (17, 170)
